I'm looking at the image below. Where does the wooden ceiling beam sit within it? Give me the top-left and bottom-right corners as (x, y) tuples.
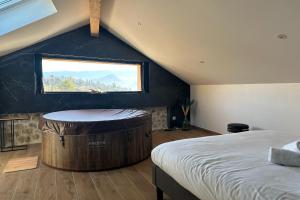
(89, 0), (101, 37)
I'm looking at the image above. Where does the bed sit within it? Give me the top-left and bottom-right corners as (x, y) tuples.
(151, 130), (300, 200)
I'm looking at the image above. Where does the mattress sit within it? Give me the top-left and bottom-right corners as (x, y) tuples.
(151, 130), (300, 200)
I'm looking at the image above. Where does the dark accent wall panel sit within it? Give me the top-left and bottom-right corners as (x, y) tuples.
(0, 26), (189, 116)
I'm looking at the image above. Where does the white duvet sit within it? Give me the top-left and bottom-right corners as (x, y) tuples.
(151, 130), (300, 200)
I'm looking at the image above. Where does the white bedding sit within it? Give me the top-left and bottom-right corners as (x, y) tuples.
(151, 130), (300, 200)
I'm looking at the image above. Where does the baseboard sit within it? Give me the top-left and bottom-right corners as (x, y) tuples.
(190, 125), (221, 135)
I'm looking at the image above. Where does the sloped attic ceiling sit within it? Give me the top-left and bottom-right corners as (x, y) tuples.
(1, 0), (300, 85)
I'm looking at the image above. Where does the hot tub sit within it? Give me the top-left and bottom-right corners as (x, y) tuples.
(39, 109), (152, 171)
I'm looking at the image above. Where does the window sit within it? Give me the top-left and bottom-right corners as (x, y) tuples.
(0, 0), (25, 10)
(0, 0), (57, 36)
(40, 57), (143, 93)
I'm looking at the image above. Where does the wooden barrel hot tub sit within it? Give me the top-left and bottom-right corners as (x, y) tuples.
(39, 109), (152, 171)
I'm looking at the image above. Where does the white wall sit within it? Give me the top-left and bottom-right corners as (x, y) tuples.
(191, 83), (300, 134)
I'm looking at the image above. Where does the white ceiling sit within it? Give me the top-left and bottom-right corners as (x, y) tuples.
(1, 0), (300, 85)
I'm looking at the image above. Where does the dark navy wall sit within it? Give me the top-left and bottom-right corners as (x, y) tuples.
(0, 26), (189, 120)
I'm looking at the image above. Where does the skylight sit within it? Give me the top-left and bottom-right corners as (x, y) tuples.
(0, 0), (57, 36)
(0, 0), (25, 11)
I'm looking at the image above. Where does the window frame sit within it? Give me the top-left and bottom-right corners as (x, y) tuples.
(34, 54), (149, 95)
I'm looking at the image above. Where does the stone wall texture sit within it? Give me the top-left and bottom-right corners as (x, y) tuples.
(0, 107), (167, 145)
(145, 107), (168, 130)
(0, 113), (41, 146)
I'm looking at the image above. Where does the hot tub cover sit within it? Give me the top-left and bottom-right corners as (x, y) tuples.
(39, 109), (151, 136)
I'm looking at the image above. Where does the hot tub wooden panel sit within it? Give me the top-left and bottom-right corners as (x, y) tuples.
(40, 109), (152, 171)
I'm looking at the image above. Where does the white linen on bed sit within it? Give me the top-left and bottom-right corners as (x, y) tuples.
(268, 147), (300, 167)
(283, 141), (300, 153)
(151, 130), (300, 200)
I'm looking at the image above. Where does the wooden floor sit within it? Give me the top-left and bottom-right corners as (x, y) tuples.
(0, 129), (215, 200)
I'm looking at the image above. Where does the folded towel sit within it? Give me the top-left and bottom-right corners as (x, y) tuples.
(268, 147), (300, 167)
(282, 141), (300, 153)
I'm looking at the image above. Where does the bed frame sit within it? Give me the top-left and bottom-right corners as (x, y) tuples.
(152, 165), (200, 200)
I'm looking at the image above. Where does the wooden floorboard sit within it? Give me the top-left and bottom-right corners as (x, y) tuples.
(35, 167), (57, 200)
(123, 166), (156, 200)
(0, 145), (38, 200)
(0, 129), (216, 200)
(56, 170), (77, 200)
(73, 172), (101, 200)
(90, 171), (124, 200)
(12, 169), (39, 200)
(108, 169), (145, 200)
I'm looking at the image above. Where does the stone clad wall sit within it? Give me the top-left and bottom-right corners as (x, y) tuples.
(145, 107), (168, 130)
(0, 113), (41, 146)
(0, 107), (168, 145)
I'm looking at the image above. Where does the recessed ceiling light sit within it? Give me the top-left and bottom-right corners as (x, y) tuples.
(277, 34), (288, 40)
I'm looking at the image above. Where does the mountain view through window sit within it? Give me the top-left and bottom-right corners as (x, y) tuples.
(42, 58), (142, 93)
